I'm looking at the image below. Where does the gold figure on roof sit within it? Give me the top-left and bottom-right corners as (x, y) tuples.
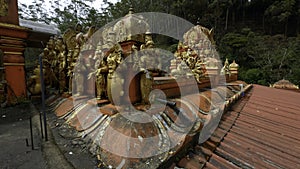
(221, 58), (230, 75)
(43, 37), (57, 87)
(107, 45), (122, 78)
(170, 25), (219, 80)
(91, 46), (109, 100)
(95, 59), (108, 99)
(73, 57), (87, 96)
(56, 38), (67, 92)
(113, 8), (150, 43)
(192, 58), (207, 83)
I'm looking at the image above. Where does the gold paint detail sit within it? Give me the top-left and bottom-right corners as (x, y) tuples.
(0, 23), (31, 31)
(3, 51), (23, 55)
(3, 63), (25, 66)
(1, 44), (24, 48)
(0, 46), (25, 51)
(0, 36), (24, 41)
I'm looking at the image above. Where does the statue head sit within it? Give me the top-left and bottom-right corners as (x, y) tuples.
(75, 23), (83, 33)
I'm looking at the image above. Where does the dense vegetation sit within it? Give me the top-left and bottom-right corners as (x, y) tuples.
(18, 0), (300, 86)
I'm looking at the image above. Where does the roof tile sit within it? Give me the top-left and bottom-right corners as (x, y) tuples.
(196, 84), (300, 169)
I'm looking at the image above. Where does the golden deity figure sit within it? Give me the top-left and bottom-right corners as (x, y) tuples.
(182, 47), (191, 61)
(138, 33), (160, 71)
(82, 26), (96, 50)
(50, 36), (61, 83)
(44, 37), (56, 64)
(43, 37), (58, 88)
(192, 58), (207, 83)
(139, 51), (157, 104)
(186, 55), (196, 70)
(67, 61), (75, 94)
(73, 57), (87, 96)
(88, 44), (109, 100)
(131, 44), (141, 71)
(170, 42), (184, 73)
(171, 60), (192, 78)
(63, 24), (84, 94)
(174, 42), (184, 59)
(106, 45), (124, 103)
(68, 43), (85, 95)
(56, 38), (66, 71)
(107, 45), (122, 78)
(27, 66), (43, 95)
(63, 27), (77, 70)
(55, 38), (67, 92)
(95, 58), (108, 99)
(220, 58), (230, 75)
(171, 44), (196, 78)
(139, 50), (157, 72)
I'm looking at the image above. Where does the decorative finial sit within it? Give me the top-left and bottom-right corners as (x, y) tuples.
(229, 60), (239, 69)
(128, 6), (134, 14)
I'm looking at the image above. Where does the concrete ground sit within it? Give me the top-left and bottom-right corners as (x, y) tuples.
(0, 101), (73, 169)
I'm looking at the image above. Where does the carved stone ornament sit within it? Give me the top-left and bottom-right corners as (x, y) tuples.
(0, 0), (8, 17)
(113, 8), (150, 43)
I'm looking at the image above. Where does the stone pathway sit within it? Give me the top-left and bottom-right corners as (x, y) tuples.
(0, 102), (46, 169)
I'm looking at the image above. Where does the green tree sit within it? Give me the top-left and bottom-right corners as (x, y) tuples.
(18, 0), (101, 32)
(264, 0), (296, 36)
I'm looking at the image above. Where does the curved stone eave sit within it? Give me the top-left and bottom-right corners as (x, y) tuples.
(47, 81), (252, 168)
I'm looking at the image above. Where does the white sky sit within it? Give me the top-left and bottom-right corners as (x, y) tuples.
(18, 0), (119, 12)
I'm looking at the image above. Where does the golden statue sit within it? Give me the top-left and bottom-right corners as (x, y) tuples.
(95, 59), (108, 99)
(82, 26), (96, 50)
(63, 27), (77, 70)
(169, 25), (219, 81)
(63, 24), (84, 93)
(221, 58), (230, 75)
(88, 45), (109, 100)
(131, 44), (140, 71)
(55, 38), (67, 92)
(73, 57), (87, 96)
(192, 58), (207, 83)
(67, 61), (75, 94)
(43, 37), (57, 88)
(139, 52), (156, 104)
(107, 45), (122, 78)
(27, 66), (42, 95)
(106, 45), (124, 103)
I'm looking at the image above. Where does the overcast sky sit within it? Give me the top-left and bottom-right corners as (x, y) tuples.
(18, 0), (119, 11)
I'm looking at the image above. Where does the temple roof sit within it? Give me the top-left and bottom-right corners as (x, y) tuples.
(176, 84), (300, 168)
(272, 79), (299, 90)
(19, 19), (60, 48)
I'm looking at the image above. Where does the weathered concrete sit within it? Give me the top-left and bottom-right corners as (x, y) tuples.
(0, 102), (74, 169)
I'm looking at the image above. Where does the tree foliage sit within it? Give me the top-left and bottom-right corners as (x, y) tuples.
(219, 30), (300, 85)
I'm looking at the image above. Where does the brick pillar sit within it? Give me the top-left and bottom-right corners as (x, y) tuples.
(0, 0), (29, 104)
(0, 24), (29, 104)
